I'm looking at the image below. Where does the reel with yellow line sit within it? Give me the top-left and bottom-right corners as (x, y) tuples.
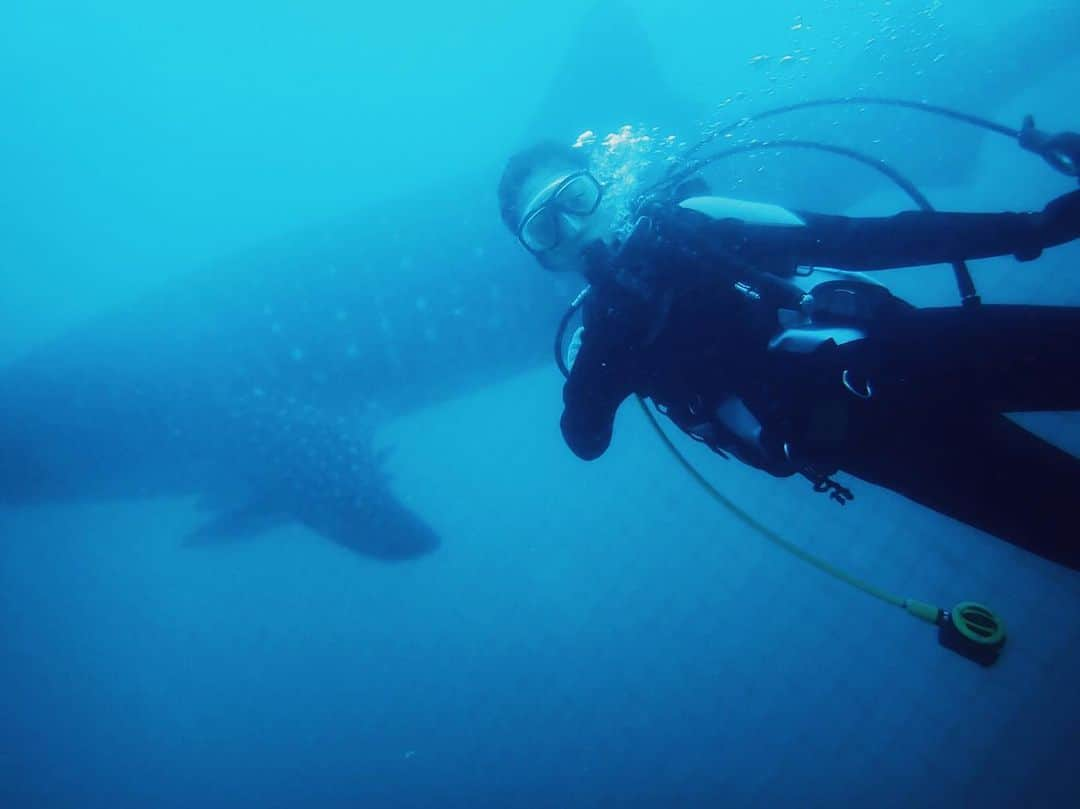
(642, 398), (1011, 668)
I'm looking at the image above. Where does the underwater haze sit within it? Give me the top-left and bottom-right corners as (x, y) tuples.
(2, 1), (1080, 807)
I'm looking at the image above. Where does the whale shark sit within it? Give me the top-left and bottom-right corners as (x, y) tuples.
(179, 391), (440, 560)
(2, 0), (1075, 559)
(0, 179), (570, 558)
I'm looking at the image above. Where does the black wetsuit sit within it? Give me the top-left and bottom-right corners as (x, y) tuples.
(561, 191), (1080, 571)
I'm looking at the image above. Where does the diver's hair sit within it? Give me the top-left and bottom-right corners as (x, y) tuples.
(497, 141), (590, 233)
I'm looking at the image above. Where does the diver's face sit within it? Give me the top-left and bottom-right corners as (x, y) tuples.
(516, 168), (608, 272)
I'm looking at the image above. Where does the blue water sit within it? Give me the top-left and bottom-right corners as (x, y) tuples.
(2, 1), (1079, 806)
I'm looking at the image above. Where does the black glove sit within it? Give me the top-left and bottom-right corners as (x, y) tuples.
(1040, 189), (1080, 249)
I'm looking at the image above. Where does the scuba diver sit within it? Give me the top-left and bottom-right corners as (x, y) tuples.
(497, 109), (1080, 572)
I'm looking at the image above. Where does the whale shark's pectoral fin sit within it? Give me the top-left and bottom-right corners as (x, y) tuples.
(184, 498), (288, 546)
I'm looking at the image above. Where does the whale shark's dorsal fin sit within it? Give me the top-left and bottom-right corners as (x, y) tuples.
(521, 0), (698, 145)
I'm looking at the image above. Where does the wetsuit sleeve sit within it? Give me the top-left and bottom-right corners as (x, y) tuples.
(676, 189), (1080, 271)
(784, 207), (1047, 269)
(559, 300), (641, 461)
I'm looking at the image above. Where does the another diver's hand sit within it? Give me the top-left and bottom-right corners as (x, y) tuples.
(1020, 116), (1080, 181)
(1040, 189), (1080, 249)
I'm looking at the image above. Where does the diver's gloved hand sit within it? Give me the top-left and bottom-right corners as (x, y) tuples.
(1019, 116), (1080, 182)
(1040, 189), (1080, 249)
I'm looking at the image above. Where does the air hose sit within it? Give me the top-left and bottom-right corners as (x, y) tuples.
(635, 395), (1006, 668)
(669, 96), (1018, 171)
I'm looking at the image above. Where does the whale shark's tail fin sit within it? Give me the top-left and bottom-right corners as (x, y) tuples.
(183, 481), (439, 561)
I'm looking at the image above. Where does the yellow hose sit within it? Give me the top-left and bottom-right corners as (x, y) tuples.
(636, 396), (940, 621)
